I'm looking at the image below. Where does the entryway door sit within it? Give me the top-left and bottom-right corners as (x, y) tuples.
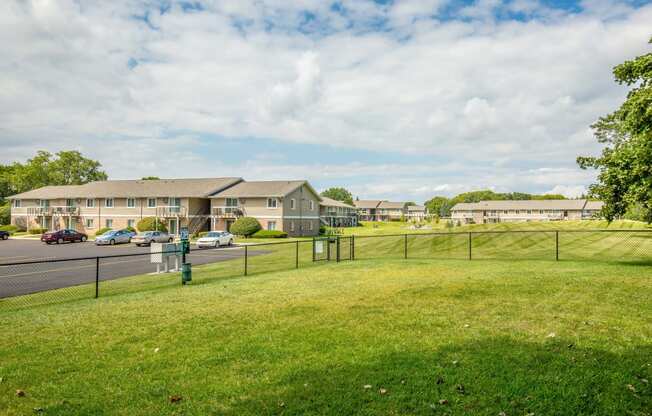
(169, 219), (178, 235)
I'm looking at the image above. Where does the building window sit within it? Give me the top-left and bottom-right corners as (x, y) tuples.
(39, 199), (49, 207)
(225, 198), (238, 207)
(147, 198), (156, 208)
(290, 199), (295, 209)
(105, 219), (113, 228)
(267, 198), (277, 208)
(309, 200), (314, 210)
(86, 199), (95, 208)
(105, 198), (114, 208)
(267, 221), (276, 231)
(127, 219), (135, 228)
(86, 219), (94, 228)
(309, 221), (313, 231)
(290, 221), (295, 232)
(127, 198), (136, 208)
(13, 199), (21, 208)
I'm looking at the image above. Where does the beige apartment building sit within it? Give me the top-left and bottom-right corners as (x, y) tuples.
(319, 197), (357, 227)
(354, 200), (410, 221)
(354, 200), (383, 221)
(451, 199), (604, 224)
(210, 180), (322, 237)
(8, 178), (243, 235)
(406, 205), (428, 221)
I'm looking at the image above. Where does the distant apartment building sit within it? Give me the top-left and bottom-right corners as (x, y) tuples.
(319, 197), (358, 227)
(450, 200), (604, 224)
(353, 200), (383, 221)
(354, 200), (412, 221)
(8, 178), (346, 237)
(210, 180), (321, 236)
(406, 205), (428, 221)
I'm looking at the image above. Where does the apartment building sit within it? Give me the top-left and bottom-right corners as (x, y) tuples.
(406, 205), (428, 221)
(353, 200), (383, 221)
(319, 197), (358, 227)
(377, 201), (408, 221)
(8, 178), (243, 235)
(451, 199), (604, 224)
(210, 180), (322, 237)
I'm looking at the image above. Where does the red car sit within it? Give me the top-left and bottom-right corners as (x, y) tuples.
(41, 229), (88, 244)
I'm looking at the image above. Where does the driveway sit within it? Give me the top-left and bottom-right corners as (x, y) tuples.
(0, 239), (266, 298)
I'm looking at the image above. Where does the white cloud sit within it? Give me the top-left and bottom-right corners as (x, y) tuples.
(0, 0), (650, 200)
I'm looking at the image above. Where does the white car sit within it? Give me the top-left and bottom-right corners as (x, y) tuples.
(196, 231), (234, 248)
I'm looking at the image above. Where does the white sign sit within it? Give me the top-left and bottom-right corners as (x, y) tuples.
(315, 241), (324, 254)
(151, 242), (181, 273)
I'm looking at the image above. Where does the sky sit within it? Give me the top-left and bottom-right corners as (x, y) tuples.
(1, 0), (651, 203)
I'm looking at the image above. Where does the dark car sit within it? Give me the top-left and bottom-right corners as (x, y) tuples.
(0, 230), (9, 240)
(41, 229), (88, 244)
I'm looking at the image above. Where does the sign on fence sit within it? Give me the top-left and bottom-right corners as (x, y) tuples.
(315, 240), (324, 254)
(151, 242), (181, 273)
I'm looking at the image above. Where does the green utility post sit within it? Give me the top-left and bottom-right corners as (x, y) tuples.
(180, 228), (192, 284)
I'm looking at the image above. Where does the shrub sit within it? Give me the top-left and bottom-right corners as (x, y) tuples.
(319, 225), (327, 235)
(230, 217), (261, 237)
(252, 230), (288, 238)
(137, 217), (168, 232)
(0, 224), (19, 234)
(125, 226), (136, 233)
(95, 227), (112, 236)
(29, 227), (47, 234)
(0, 203), (10, 225)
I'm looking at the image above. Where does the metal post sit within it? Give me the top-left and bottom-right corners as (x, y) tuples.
(95, 257), (100, 298)
(312, 237), (316, 262)
(351, 235), (355, 261)
(404, 234), (408, 259)
(244, 245), (248, 276)
(555, 231), (559, 261)
(296, 241), (299, 269)
(468, 232), (472, 260)
(336, 236), (341, 263)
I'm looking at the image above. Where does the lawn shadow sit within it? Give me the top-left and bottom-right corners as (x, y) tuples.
(225, 337), (651, 416)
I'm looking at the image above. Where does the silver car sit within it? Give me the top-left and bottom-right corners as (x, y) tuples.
(132, 231), (174, 246)
(95, 229), (134, 246)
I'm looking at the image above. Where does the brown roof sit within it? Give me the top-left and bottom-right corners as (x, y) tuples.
(451, 199), (598, 211)
(320, 196), (355, 209)
(354, 200), (383, 209)
(9, 178), (243, 199)
(378, 201), (407, 209)
(211, 180), (321, 199)
(584, 200), (604, 210)
(407, 205), (426, 212)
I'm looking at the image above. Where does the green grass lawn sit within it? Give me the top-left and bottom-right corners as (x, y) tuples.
(1, 257), (650, 415)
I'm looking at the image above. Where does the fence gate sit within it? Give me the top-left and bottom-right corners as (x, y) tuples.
(312, 236), (353, 262)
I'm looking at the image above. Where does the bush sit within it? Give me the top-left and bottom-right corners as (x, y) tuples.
(125, 226), (136, 233)
(230, 217), (261, 237)
(0, 203), (10, 226)
(252, 230), (288, 238)
(137, 217), (168, 232)
(319, 225), (327, 235)
(0, 224), (19, 234)
(95, 227), (112, 236)
(29, 228), (47, 234)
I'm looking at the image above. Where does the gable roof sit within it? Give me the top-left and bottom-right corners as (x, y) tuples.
(407, 205), (426, 212)
(450, 199), (598, 211)
(320, 196), (355, 209)
(9, 178), (244, 199)
(378, 201), (407, 209)
(211, 180), (321, 200)
(354, 200), (383, 209)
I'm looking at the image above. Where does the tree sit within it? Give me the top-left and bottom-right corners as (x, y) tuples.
(230, 217), (262, 237)
(320, 187), (354, 205)
(4, 150), (107, 197)
(425, 196), (451, 217)
(578, 38), (652, 222)
(137, 217), (168, 232)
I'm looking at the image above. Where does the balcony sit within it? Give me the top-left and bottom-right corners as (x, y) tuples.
(212, 206), (244, 218)
(156, 206), (187, 217)
(26, 206), (80, 216)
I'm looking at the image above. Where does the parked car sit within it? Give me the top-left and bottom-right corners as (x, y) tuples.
(41, 229), (88, 244)
(196, 231), (234, 248)
(132, 231), (174, 247)
(0, 230), (9, 240)
(95, 229), (134, 246)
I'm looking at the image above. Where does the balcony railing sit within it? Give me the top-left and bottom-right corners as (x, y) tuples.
(212, 207), (244, 217)
(156, 206), (187, 217)
(26, 206), (80, 216)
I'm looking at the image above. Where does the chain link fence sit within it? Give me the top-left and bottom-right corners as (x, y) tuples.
(1, 230), (651, 311)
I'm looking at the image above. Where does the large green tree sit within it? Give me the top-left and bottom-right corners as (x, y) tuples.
(320, 187), (354, 205)
(578, 38), (652, 222)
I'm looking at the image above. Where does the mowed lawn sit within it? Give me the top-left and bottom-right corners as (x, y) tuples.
(1, 257), (651, 415)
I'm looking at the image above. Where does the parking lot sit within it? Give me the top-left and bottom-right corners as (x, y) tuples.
(0, 238), (265, 298)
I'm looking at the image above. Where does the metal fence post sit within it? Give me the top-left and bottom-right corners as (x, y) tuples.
(244, 245), (248, 276)
(404, 234), (408, 259)
(556, 231), (559, 261)
(468, 232), (472, 260)
(351, 235), (355, 261)
(336, 236), (341, 263)
(95, 257), (99, 299)
(312, 237), (316, 262)
(296, 241), (299, 269)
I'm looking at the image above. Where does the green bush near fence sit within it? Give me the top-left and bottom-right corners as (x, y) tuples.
(230, 217), (262, 237)
(28, 228), (47, 234)
(136, 217), (168, 232)
(94, 227), (112, 236)
(251, 230), (288, 238)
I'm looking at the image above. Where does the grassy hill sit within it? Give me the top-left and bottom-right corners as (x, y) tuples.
(0, 258), (650, 415)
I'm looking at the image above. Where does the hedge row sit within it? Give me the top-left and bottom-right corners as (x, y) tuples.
(251, 230), (288, 238)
